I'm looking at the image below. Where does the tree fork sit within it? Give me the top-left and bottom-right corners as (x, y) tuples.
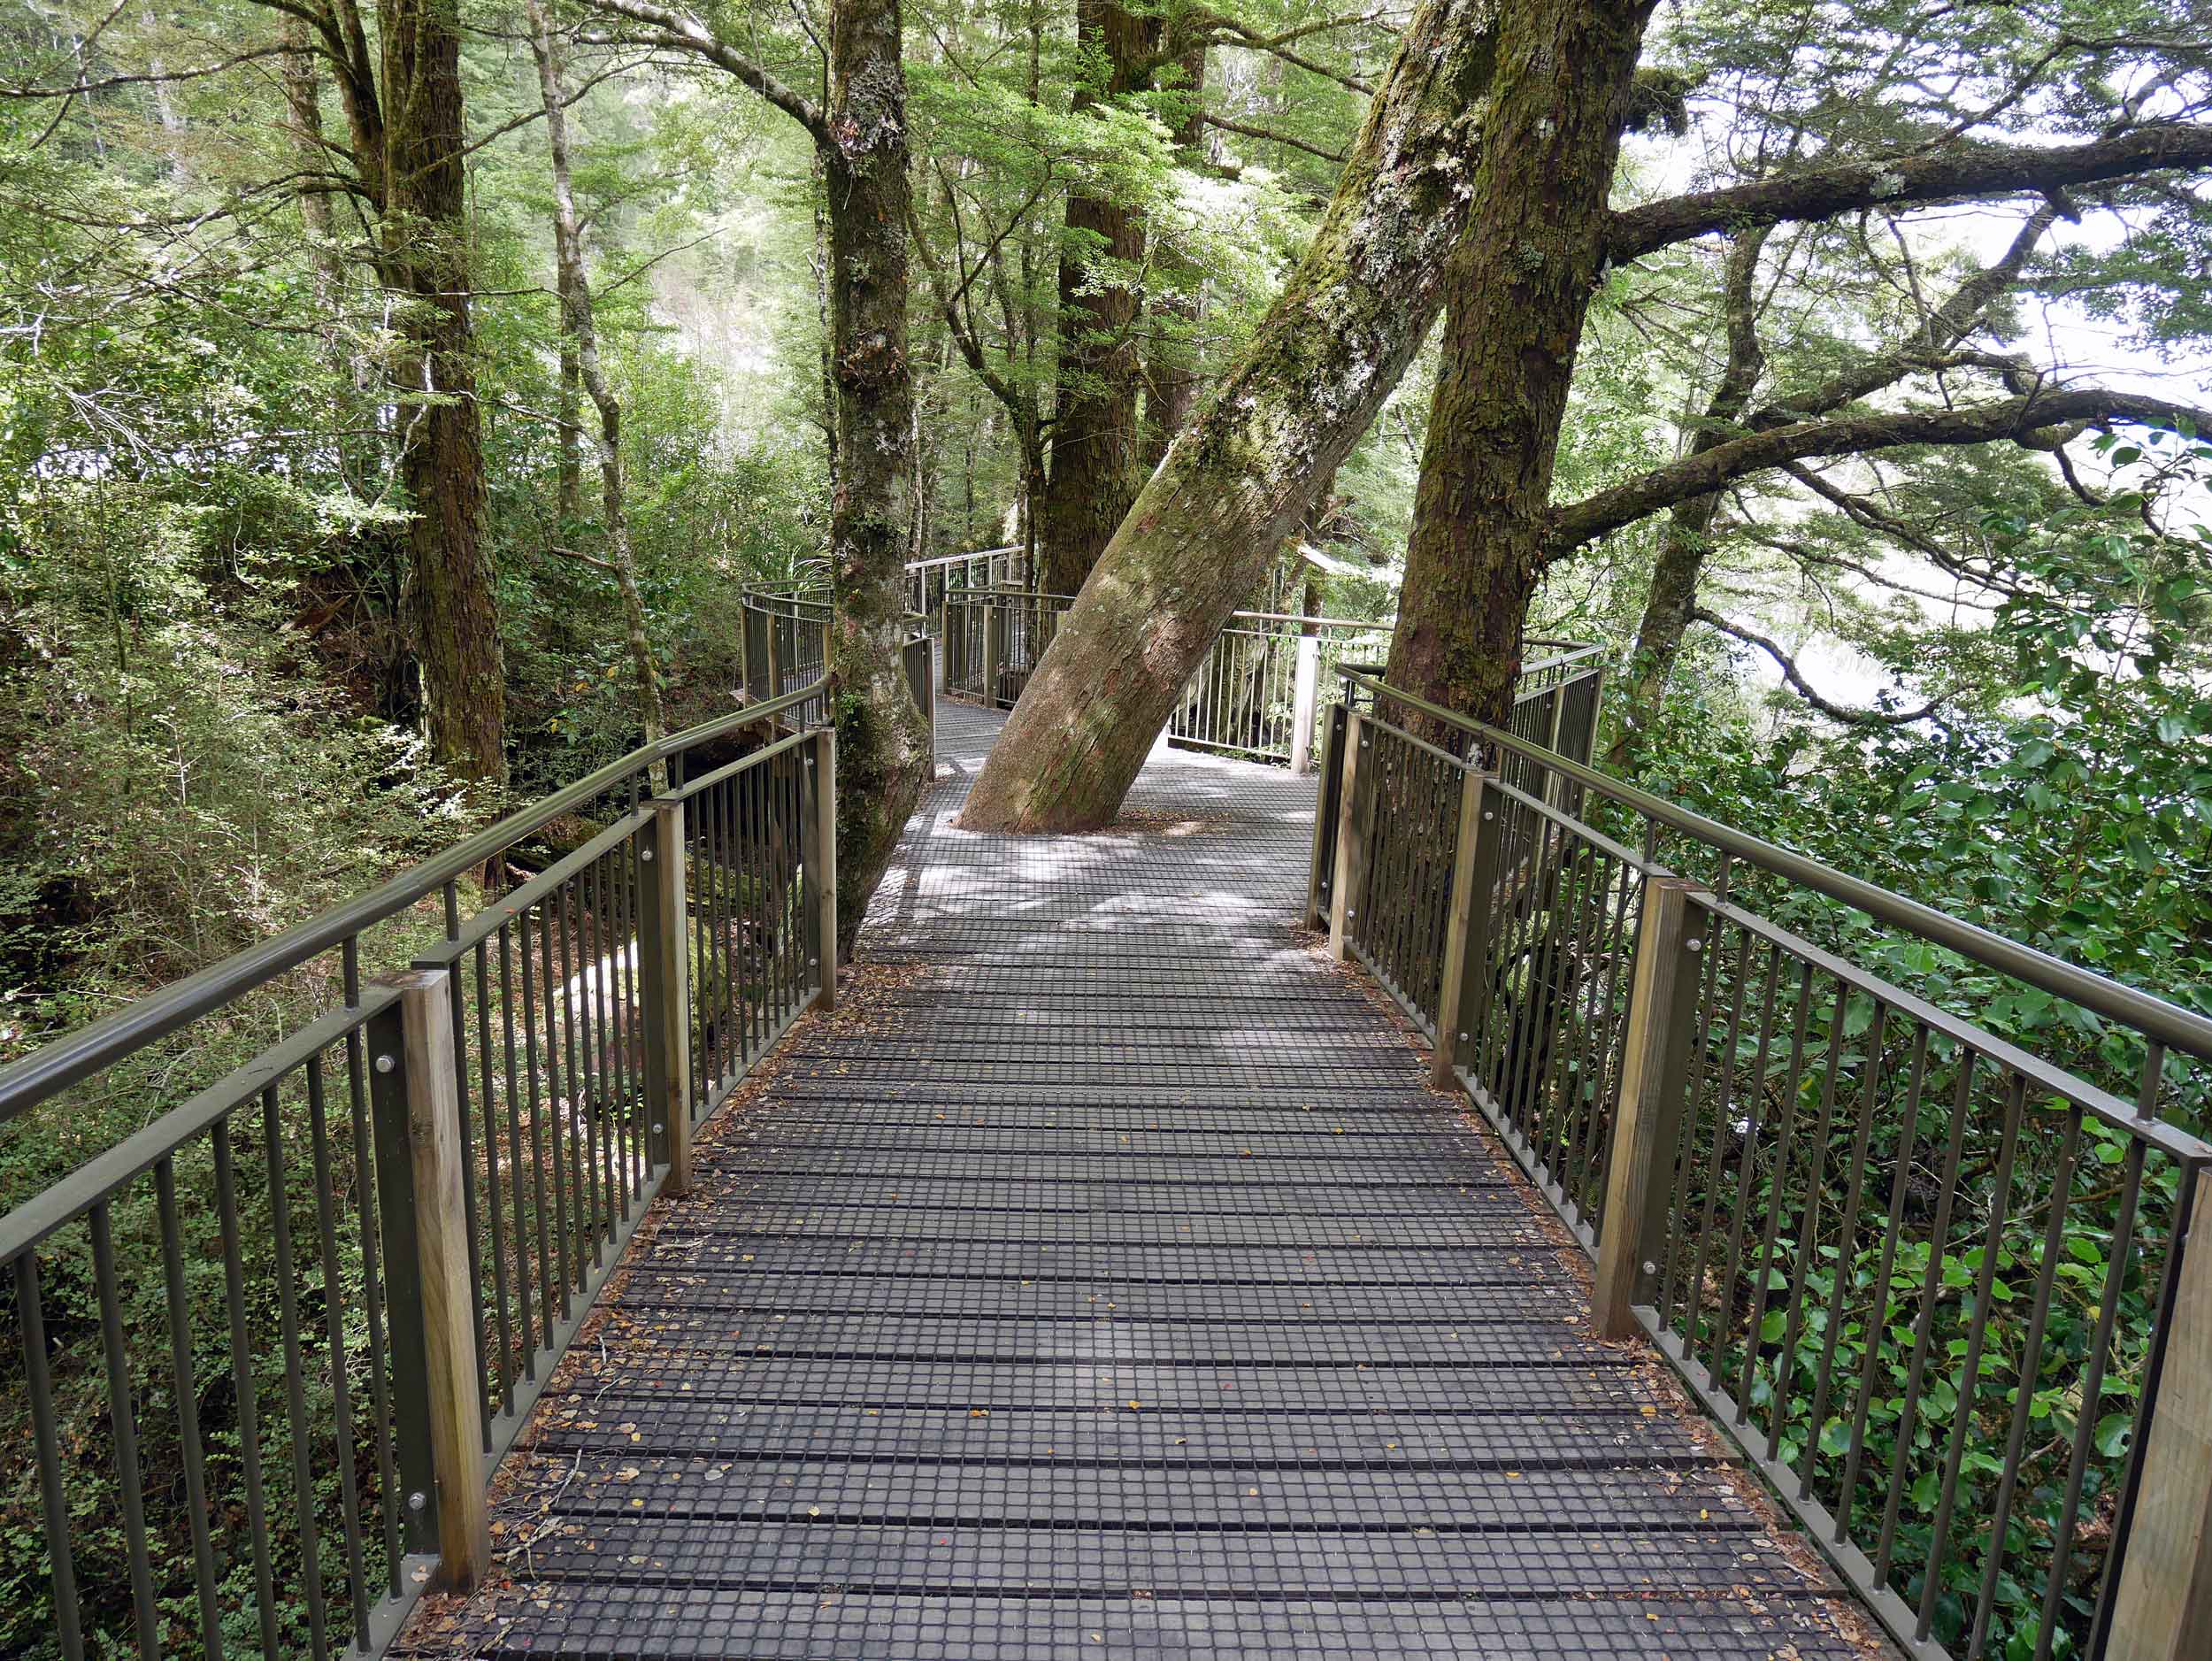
(1383, 0), (1657, 732)
(960, 0), (1507, 834)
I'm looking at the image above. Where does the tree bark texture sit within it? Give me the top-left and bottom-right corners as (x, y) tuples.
(1143, 43), (1209, 468)
(1383, 0), (1655, 732)
(823, 0), (933, 955)
(1039, 0), (1160, 594)
(960, 0), (1506, 833)
(382, 0), (507, 788)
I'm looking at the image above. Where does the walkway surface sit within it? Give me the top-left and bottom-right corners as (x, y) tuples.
(406, 699), (1867, 1658)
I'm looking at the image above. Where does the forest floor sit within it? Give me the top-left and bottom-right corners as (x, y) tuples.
(398, 697), (1879, 1657)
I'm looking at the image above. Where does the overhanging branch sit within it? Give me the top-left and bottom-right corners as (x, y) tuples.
(1695, 609), (1942, 726)
(1547, 388), (2212, 555)
(1609, 122), (2212, 263)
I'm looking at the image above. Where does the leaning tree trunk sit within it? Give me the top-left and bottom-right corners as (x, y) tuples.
(1383, 0), (1656, 734)
(1038, 0), (1158, 594)
(958, 0), (1507, 833)
(823, 0), (933, 956)
(385, 0), (507, 788)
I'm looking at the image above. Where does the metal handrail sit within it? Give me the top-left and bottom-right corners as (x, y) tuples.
(1339, 662), (2212, 1063)
(0, 675), (833, 1123)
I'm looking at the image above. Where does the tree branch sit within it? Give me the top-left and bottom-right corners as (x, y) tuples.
(1201, 112), (1348, 164)
(1609, 122), (2212, 263)
(1548, 388), (2212, 555)
(580, 0), (826, 142)
(1695, 608), (1942, 726)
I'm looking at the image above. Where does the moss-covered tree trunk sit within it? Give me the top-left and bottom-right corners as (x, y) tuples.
(959, 0), (1505, 833)
(1038, 0), (1158, 594)
(1382, 0), (1655, 734)
(823, 0), (932, 956)
(383, 0), (507, 789)
(1142, 43), (1208, 467)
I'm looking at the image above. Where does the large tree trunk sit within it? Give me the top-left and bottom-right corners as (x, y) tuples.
(1142, 43), (1208, 467)
(959, 0), (1505, 833)
(1038, 0), (1157, 594)
(527, 0), (666, 765)
(384, 0), (507, 788)
(1608, 228), (1769, 773)
(823, 0), (933, 957)
(1383, 0), (1655, 734)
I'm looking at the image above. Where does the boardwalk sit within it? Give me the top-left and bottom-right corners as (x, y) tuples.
(404, 700), (1867, 1658)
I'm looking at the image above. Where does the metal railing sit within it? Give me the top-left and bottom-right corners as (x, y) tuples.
(1309, 664), (2212, 1661)
(906, 544), (1024, 626)
(935, 588), (1560, 773)
(0, 680), (841, 1659)
(740, 586), (934, 740)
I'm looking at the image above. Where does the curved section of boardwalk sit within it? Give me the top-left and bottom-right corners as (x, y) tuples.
(406, 700), (1863, 1658)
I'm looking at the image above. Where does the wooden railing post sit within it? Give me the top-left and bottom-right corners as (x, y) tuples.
(801, 727), (839, 1011)
(1592, 877), (1707, 1341)
(637, 801), (694, 1196)
(1289, 635), (1322, 774)
(983, 601), (1002, 708)
(1431, 768), (1506, 1088)
(366, 970), (490, 1589)
(1303, 703), (1348, 931)
(1327, 709), (1371, 960)
(2108, 1165), (2212, 1661)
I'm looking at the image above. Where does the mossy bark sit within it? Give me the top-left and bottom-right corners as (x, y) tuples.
(1039, 0), (1159, 595)
(960, 0), (1505, 833)
(1383, 0), (1655, 734)
(1142, 43), (1209, 468)
(382, 0), (507, 790)
(823, 0), (932, 955)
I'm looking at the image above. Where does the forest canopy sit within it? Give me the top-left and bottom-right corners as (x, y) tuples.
(0, 0), (2208, 1044)
(2, 8), (2210, 1660)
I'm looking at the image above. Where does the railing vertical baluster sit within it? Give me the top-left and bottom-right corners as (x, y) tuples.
(984, 599), (1003, 708)
(366, 988), (442, 1558)
(512, 916), (555, 1362)
(1303, 702), (1347, 931)
(641, 800), (695, 1194)
(2041, 1139), (2147, 1658)
(372, 969), (492, 1590)
(15, 1252), (83, 1660)
(1963, 1091), (2069, 1652)
(474, 940), (514, 1413)
(211, 1120), (282, 1655)
(259, 1083), (332, 1659)
(572, 861), (605, 1255)
(1801, 1001), (1890, 1510)
(304, 1057), (374, 1649)
(1593, 877), (1706, 1340)
(156, 1155), (227, 1653)
(803, 726), (840, 1011)
(88, 1203), (160, 1659)
(1328, 710), (1370, 960)
(2102, 1160), (2212, 1661)
(1432, 767), (1505, 1088)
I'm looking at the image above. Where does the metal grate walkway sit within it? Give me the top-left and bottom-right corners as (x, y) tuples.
(403, 700), (1867, 1658)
